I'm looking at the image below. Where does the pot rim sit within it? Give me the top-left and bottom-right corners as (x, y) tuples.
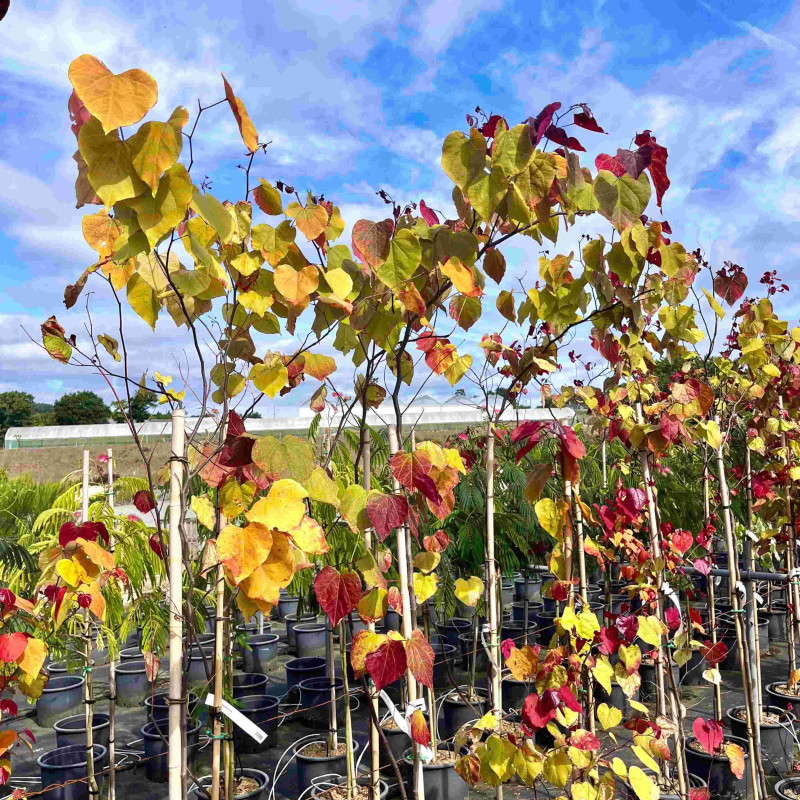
(193, 767), (270, 799)
(42, 675), (85, 692)
(295, 737), (362, 761)
(294, 622), (327, 633)
(285, 656), (326, 670)
(37, 743), (106, 769)
(726, 703), (796, 727)
(141, 719), (202, 739)
(299, 676), (343, 691)
(442, 686), (488, 705)
(53, 713), (110, 733)
(685, 734), (750, 762)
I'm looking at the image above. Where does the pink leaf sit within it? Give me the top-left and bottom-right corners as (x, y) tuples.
(692, 716), (723, 755)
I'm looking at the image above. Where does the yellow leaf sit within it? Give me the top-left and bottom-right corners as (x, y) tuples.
(610, 757), (628, 778)
(473, 711), (499, 731)
(222, 74), (258, 153)
(542, 748), (571, 788)
(127, 273), (160, 329)
(305, 467), (340, 508)
(127, 121), (182, 196)
(702, 287), (725, 319)
(17, 638), (47, 679)
(629, 765), (657, 800)
(592, 656), (613, 694)
(69, 54), (158, 134)
(576, 609), (600, 640)
(191, 495), (216, 530)
(323, 267), (353, 298)
(597, 703), (622, 730)
(637, 615), (664, 648)
(629, 699), (650, 716)
(287, 515), (328, 555)
(218, 522), (273, 584)
(357, 587), (388, 621)
(413, 552), (440, 574)
(286, 202), (328, 240)
(249, 353), (289, 399)
(351, 630), (387, 677)
(247, 478), (308, 532)
(56, 557), (87, 588)
(455, 576), (484, 607)
(535, 497), (565, 538)
(440, 257), (479, 296)
(82, 210), (122, 257)
(274, 264), (320, 304)
(413, 572), (438, 603)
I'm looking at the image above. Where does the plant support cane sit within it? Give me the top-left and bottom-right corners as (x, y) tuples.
(168, 409), (186, 800)
(714, 419), (767, 799)
(82, 451), (99, 800)
(107, 447), (116, 800)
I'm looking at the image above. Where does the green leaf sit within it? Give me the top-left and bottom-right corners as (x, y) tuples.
(252, 435), (314, 483)
(594, 170), (651, 232)
(441, 129), (486, 190)
(125, 163), (192, 247)
(491, 124), (534, 177)
(126, 273), (160, 329)
(376, 229), (421, 289)
(466, 166), (508, 221)
(190, 187), (233, 243)
(127, 121), (183, 196)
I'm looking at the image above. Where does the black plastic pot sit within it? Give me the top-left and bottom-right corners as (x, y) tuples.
(381, 726), (413, 796)
(776, 777), (800, 799)
(595, 683), (632, 720)
(144, 691), (198, 724)
(403, 744), (468, 800)
(299, 676), (345, 728)
(45, 660), (72, 677)
(501, 677), (532, 711)
(512, 601), (544, 622)
(765, 681), (800, 711)
(501, 580), (514, 607)
(37, 743), (106, 800)
(458, 633), (487, 673)
(717, 625), (741, 671)
(726, 705), (795, 775)
(455, 599), (477, 620)
(440, 687), (488, 738)
(431, 644), (458, 688)
(765, 603), (788, 643)
(685, 735), (750, 799)
(639, 659), (679, 705)
(436, 618), (472, 650)
(191, 768), (270, 800)
(285, 612), (317, 649)
(119, 646), (143, 661)
(310, 774), (388, 800)
(513, 576), (538, 602)
(231, 694), (280, 753)
(36, 675), (85, 728)
(241, 633), (280, 673)
(536, 611), (558, 644)
(295, 623), (327, 658)
(277, 590), (299, 620)
(679, 648), (705, 686)
(502, 620), (538, 647)
(285, 657), (326, 693)
(53, 713), (110, 756)
(232, 673), (268, 698)
(186, 645), (214, 684)
(115, 659), (156, 707)
(141, 719), (201, 782)
(295, 737), (362, 786)
(385, 609), (402, 631)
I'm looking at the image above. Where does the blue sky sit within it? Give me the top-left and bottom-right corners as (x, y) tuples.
(1, 0), (799, 412)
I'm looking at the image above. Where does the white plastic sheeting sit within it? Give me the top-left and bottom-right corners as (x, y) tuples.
(4, 403), (575, 449)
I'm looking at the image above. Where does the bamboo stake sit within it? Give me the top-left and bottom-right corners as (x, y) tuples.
(387, 425), (425, 800)
(107, 448), (116, 800)
(485, 422), (503, 800)
(635, 405), (688, 798)
(601, 434), (608, 490)
(714, 420), (765, 798)
(81, 451), (99, 800)
(322, 429), (338, 754)
(701, 449), (723, 719)
(572, 484), (595, 734)
(211, 502), (226, 800)
(340, 621), (355, 800)
(744, 448), (764, 718)
(168, 409), (186, 800)
(361, 431), (381, 800)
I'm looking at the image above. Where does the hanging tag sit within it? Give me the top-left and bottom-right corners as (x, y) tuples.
(745, 529), (759, 543)
(205, 694), (267, 743)
(662, 583), (682, 635)
(379, 691), (433, 761)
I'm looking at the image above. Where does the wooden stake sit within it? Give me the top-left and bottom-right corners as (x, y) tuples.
(744, 448), (764, 719)
(388, 425), (425, 800)
(82, 451), (99, 800)
(168, 410), (186, 800)
(485, 422), (503, 800)
(107, 448), (116, 800)
(361, 431), (381, 800)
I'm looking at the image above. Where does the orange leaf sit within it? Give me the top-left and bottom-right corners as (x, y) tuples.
(218, 523), (273, 584)
(17, 638), (47, 679)
(725, 742), (745, 779)
(77, 538), (115, 571)
(409, 709), (430, 746)
(222, 74), (258, 153)
(0, 730), (16, 758)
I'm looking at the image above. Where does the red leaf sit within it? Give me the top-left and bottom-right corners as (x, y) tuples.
(597, 626), (621, 655)
(521, 692), (558, 730)
(404, 629), (434, 689)
(692, 717), (723, 755)
(148, 535), (164, 559)
(0, 633), (27, 663)
(366, 493), (409, 541)
(314, 566), (362, 626)
(366, 638), (406, 692)
(573, 111), (605, 134)
(615, 147), (650, 179)
(544, 124), (585, 151)
(419, 200), (439, 226)
(423, 529), (449, 553)
(713, 269), (748, 307)
(527, 102), (561, 146)
(671, 529), (693, 555)
(595, 153), (626, 177)
(689, 789), (710, 800)
(134, 490), (156, 513)
(59, 520), (109, 548)
(635, 131), (670, 209)
(409, 708), (430, 746)
(665, 606), (681, 630)
(0, 699), (17, 717)
(701, 640), (727, 667)
(570, 729), (601, 751)
(387, 587), (403, 613)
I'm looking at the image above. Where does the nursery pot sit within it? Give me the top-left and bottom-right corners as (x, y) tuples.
(455, 599), (477, 620)
(45, 661), (72, 677)
(191, 768), (270, 800)
(726, 705), (795, 775)
(513, 575), (538, 602)
(765, 681), (800, 711)
(53, 713), (110, 756)
(285, 657), (326, 693)
(502, 620), (538, 647)
(36, 675), (85, 728)
(775, 778), (800, 800)
(679, 648), (705, 686)
(459, 633), (487, 673)
(231, 694), (280, 753)
(436, 618), (472, 650)
(237, 621), (272, 639)
(119, 646), (143, 661)
(381, 725), (413, 796)
(295, 737), (362, 787)
(37, 743), (106, 800)
(241, 633), (280, 674)
(501, 579), (514, 607)
(232, 672), (268, 698)
(639, 659), (679, 705)
(115, 659), (156, 707)
(512, 601), (543, 622)
(536, 611), (558, 645)
(278, 590), (299, 620)
(285, 612), (317, 649)
(310, 774), (388, 800)
(385, 609), (402, 632)
(295, 622), (327, 659)
(299, 676), (345, 728)
(501, 677), (533, 711)
(344, 610), (368, 642)
(186, 645), (214, 684)
(403, 744), (468, 800)
(765, 603), (788, 643)
(141, 719), (201, 782)
(595, 682), (632, 720)
(431, 644), (458, 688)
(145, 691), (198, 724)
(440, 687), (488, 738)
(685, 735), (751, 798)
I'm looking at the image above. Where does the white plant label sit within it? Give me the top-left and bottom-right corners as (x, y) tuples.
(204, 694), (267, 743)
